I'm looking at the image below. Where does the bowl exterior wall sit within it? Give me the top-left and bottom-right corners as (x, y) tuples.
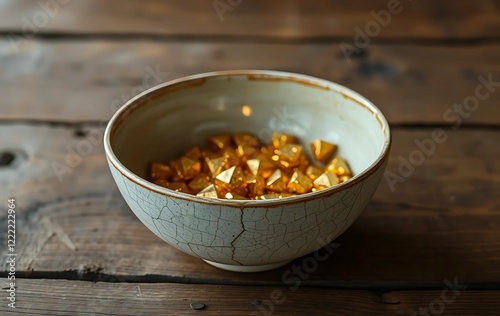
(107, 158), (387, 266)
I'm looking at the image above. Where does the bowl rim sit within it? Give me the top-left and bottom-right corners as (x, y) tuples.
(104, 69), (391, 207)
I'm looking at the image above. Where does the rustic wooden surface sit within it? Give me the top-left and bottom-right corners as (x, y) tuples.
(1, 1), (499, 315)
(1, 40), (500, 124)
(1, 279), (500, 316)
(1, 0), (499, 39)
(1, 125), (500, 286)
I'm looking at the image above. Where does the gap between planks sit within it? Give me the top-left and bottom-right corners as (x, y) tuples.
(2, 279), (500, 316)
(4, 273), (500, 292)
(2, 32), (500, 45)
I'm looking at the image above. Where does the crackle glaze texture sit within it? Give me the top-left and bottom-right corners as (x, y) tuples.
(104, 70), (391, 270)
(109, 161), (386, 266)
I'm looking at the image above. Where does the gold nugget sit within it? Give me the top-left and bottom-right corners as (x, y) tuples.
(197, 184), (219, 198)
(159, 181), (189, 193)
(246, 154), (274, 178)
(305, 165), (324, 180)
(246, 173), (265, 198)
(310, 139), (336, 162)
(180, 156), (201, 180)
(339, 175), (352, 183)
(266, 169), (289, 192)
(258, 193), (282, 200)
(313, 172), (339, 191)
(208, 134), (232, 150)
(150, 162), (173, 181)
(224, 192), (249, 200)
(271, 132), (296, 149)
(169, 159), (184, 181)
(288, 170), (313, 194)
(205, 156), (227, 177)
(188, 173), (211, 194)
(233, 132), (259, 147)
(184, 146), (202, 160)
(274, 144), (303, 163)
(215, 166), (246, 190)
(326, 156), (352, 177)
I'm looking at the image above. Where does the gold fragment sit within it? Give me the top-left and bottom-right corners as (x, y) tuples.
(222, 148), (240, 168)
(236, 144), (258, 159)
(169, 159), (184, 181)
(246, 173), (265, 197)
(197, 184), (219, 199)
(271, 131), (297, 149)
(150, 162), (173, 181)
(205, 156), (227, 177)
(310, 139), (337, 162)
(184, 146), (202, 160)
(287, 170), (313, 194)
(246, 154), (274, 178)
(208, 134), (232, 150)
(326, 156), (352, 177)
(305, 165), (324, 180)
(278, 193), (297, 198)
(313, 171), (339, 191)
(276, 158), (301, 171)
(298, 154), (310, 172)
(163, 181), (190, 193)
(339, 175), (351, 183)
(274, 144), (303, 163)
(224, 192), (249, 200)
(233, 132), (259, 147)
(188, 173), (211, 194)
(215, 166), (246, 189)
(266, 169), (289, 192)
(257, 193), (281, 200)
(201, 148), (218, 159)
(180, 156), (201, 180)
(246, 159), (260, 175)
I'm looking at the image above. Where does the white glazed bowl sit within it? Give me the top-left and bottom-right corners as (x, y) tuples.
(104, 70), (391, 272)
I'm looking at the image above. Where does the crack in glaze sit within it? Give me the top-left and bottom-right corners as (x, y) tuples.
(230, 209), (245, 265)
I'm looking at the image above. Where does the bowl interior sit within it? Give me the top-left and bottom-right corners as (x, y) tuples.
(109, 72), (388, 183)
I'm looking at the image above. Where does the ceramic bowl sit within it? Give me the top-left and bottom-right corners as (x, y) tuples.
(104, 70), (391, 272)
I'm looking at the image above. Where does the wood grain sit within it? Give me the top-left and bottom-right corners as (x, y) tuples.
(1, 2), (498, 314)
(0, 279), (499, 315)
(1, 0), (499, 39)
(1, 40), (500, 124)
(1, 124), (499, 286)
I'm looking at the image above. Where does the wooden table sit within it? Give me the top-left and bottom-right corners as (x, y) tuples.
(1, 1), (500, 315)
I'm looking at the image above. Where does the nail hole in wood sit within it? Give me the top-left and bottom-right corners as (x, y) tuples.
(74, 129), (88, 138)
(351, 47), (368, 59)
(357, 60), (398, 78)
(0, 151), (15, 166)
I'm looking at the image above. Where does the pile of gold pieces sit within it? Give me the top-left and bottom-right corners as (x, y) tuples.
(149, 132), (352, 200)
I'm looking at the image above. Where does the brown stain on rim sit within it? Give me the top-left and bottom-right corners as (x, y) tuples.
(341, 92), (386, 130)
(108, 71), (391, 208)
(246, 74), (331, 91)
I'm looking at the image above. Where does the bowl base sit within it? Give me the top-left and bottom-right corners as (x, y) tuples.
(203, 259), (291, 272)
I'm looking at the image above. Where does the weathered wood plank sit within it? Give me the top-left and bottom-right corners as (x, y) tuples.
(0, 279), (498, 315)
(1, 0), (499, 39)
(1, 40), (500, 124)
(1, 125), (499, 285)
